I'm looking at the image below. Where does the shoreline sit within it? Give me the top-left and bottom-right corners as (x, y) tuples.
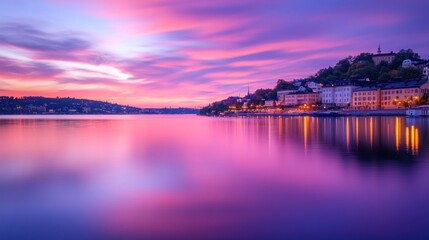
(211, 109), (409, 117)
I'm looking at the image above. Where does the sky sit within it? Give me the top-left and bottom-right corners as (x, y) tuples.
(0, 0), (428, 108)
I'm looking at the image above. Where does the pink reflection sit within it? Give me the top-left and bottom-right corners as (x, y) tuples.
(0, 116), (428, 239)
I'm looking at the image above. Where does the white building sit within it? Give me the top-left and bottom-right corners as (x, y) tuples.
(307, 81), (323, 93)
(402, 59), (413, 68)
(423, 67), (429, 78)
(322, 83), (358, 107)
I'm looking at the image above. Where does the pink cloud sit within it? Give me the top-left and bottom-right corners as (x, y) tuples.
(2, 0), (428, 107)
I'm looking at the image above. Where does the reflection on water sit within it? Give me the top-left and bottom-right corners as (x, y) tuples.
(0, 115), (429, 240)
(275, 116), (423, 161)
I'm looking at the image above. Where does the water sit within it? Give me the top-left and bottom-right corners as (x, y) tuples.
(0, 115), (429, 239)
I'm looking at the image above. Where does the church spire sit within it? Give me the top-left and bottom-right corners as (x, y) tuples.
(377, 43), (381, 54)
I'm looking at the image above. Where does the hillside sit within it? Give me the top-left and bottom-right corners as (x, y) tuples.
(0, 96), (142, 114)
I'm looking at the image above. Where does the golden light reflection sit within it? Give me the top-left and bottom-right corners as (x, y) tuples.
(346, 118), (350, 150)
(415, 128), (419, 155)
(268, 116), (272, 153)
(395, 117), (400, 151)
(303, 116), (309, 152)
(405, 127), (409, 151)
(411, 125), (415, 154)
(364, 118), (368, 142)
(278, 116), (283, 139)
(355, 118), (359, 146)
(369, 117), (373, 148)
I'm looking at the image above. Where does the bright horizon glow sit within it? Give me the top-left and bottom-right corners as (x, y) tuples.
(0, 0), (428, 107)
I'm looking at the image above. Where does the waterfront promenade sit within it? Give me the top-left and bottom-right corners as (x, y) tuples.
(224, 109), (407, 117)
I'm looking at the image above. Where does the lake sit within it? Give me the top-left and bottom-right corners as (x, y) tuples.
(0, 115), (429, 239)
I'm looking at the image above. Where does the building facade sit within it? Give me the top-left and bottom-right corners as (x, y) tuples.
(380, 80), (429, 109)
(278, 86), (321, 106)
(322, 83), (358, 107)
(352, 80), (429, 110)
(307, 81), (323, 93)
(277, 87), (299, 105)
(283, 92), (321, 106)
(372, 52), (396, 65)
(371, 45), (395, 65)
(352, 87), (380, 110)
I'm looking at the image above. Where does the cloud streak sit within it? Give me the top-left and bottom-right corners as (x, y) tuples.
(0, 0), (428, 107)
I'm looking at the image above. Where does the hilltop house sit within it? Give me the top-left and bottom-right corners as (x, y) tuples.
(371, 45), (395, 65)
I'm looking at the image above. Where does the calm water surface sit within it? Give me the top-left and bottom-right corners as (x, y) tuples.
(1, 115), (429, 239)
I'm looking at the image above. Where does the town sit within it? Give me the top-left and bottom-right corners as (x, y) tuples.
(200, 47), (429, 116)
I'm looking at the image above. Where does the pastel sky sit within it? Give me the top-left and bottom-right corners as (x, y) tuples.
(0, 0), (428, 107)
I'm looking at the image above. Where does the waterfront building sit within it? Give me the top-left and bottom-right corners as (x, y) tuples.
(371, 44), (395, 65)
(352, 79), (429, 110)
(352, 86), (380, 110)
(264, 100), (277, 108)
(277, 87), (300, 105)
(379, 79), (429, 109)
(281, 86), (321, 106)
(321, 81), (358, 107)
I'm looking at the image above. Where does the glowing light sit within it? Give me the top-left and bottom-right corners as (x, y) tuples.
(395, 117), (400, 151)
(405, 127), (409, 151)
(411, 125), (415, 154)
(346, 117), (350, 150)
(303, 116), (309, 152)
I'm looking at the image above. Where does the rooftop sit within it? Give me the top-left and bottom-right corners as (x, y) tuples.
(353, 86), (379, 92)
(372, 51), (396, 57)
(381, 79), (428, 90)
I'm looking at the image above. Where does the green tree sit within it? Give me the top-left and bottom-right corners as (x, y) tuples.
(274, 79), (293, 91)
(378, 72), (391, 82)
(398, 67), (422, 79)
(254, 88), (277, 100)
(390, 49), (421, 69)
(332, 57), (352, 79)
(347, 62), (377, 80)
(353, 53), (374, 64)
(314, 67), (335, 82)
(418, 93), (429, 105)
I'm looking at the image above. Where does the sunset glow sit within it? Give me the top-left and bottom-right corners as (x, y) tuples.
(1, 0), (428, 107)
